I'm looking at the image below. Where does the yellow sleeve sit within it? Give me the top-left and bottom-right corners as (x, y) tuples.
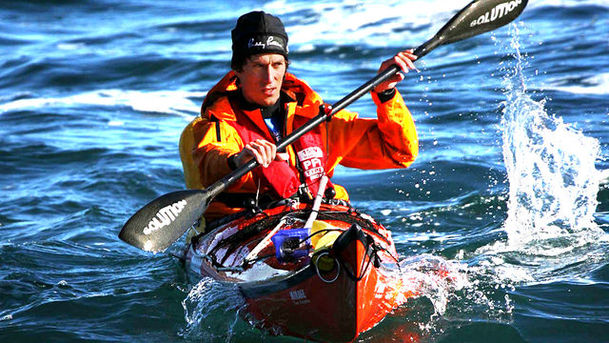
(179, 116), (253, 190)
(326, 89), (418, 171)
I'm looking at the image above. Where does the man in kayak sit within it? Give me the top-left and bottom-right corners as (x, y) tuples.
(179, 11), (418, 226)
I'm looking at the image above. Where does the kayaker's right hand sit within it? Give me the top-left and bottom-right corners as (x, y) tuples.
(233, 139), (289, 168)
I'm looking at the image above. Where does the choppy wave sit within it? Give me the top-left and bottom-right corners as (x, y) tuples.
(0, 89), (203, 118)
(2, 0), (609, 342)
(264, 0), (471, 48)
(546, 73), (609, 96)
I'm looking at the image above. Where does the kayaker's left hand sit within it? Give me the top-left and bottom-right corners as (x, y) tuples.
(374, 49), (417, 93)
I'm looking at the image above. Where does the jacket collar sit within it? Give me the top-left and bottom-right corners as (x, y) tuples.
(201, 71), (323, 122)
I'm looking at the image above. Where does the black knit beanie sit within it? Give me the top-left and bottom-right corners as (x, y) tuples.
(231, 11), (289, 69)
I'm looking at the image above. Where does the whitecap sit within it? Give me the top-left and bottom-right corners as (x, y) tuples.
(263, 0), (471, 48)
(0, 89), (206, 119)
(546, 73), (609, 95)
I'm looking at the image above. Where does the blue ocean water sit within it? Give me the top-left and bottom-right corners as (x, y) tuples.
(1, 0), (609, 342)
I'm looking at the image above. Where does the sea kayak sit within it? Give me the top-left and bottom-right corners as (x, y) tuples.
(184, 201), (420, 342)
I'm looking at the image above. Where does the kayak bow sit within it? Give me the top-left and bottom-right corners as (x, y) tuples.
(185, 202), (420, 342)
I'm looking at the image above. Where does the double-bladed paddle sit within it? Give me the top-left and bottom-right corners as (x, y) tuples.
(119, 0), (528, 252)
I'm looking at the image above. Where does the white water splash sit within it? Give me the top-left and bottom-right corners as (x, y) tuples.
(500, 25), (606, 255)
(393, 254), (516, 340)
(398, 254), (469, 316)
(180, 278), (245, 341)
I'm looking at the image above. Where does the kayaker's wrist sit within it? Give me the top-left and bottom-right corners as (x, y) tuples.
(375, 88), (396, 103)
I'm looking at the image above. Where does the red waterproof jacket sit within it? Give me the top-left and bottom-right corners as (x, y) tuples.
(180, 71), (418, 220)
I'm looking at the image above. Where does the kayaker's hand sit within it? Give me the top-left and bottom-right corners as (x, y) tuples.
(234, 139), (289, 168)
(373, 49), (417, 93)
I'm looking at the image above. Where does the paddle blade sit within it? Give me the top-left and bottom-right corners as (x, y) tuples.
(415, 0), (528, 57)
(119, 190), (210, 252)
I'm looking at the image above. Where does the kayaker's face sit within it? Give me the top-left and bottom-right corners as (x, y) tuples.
(236, 53), (286, 107)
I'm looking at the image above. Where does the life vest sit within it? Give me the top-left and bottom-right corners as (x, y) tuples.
(224, 95), (332, 199)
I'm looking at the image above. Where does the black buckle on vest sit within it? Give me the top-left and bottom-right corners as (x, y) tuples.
(320, 104), (333, 122)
